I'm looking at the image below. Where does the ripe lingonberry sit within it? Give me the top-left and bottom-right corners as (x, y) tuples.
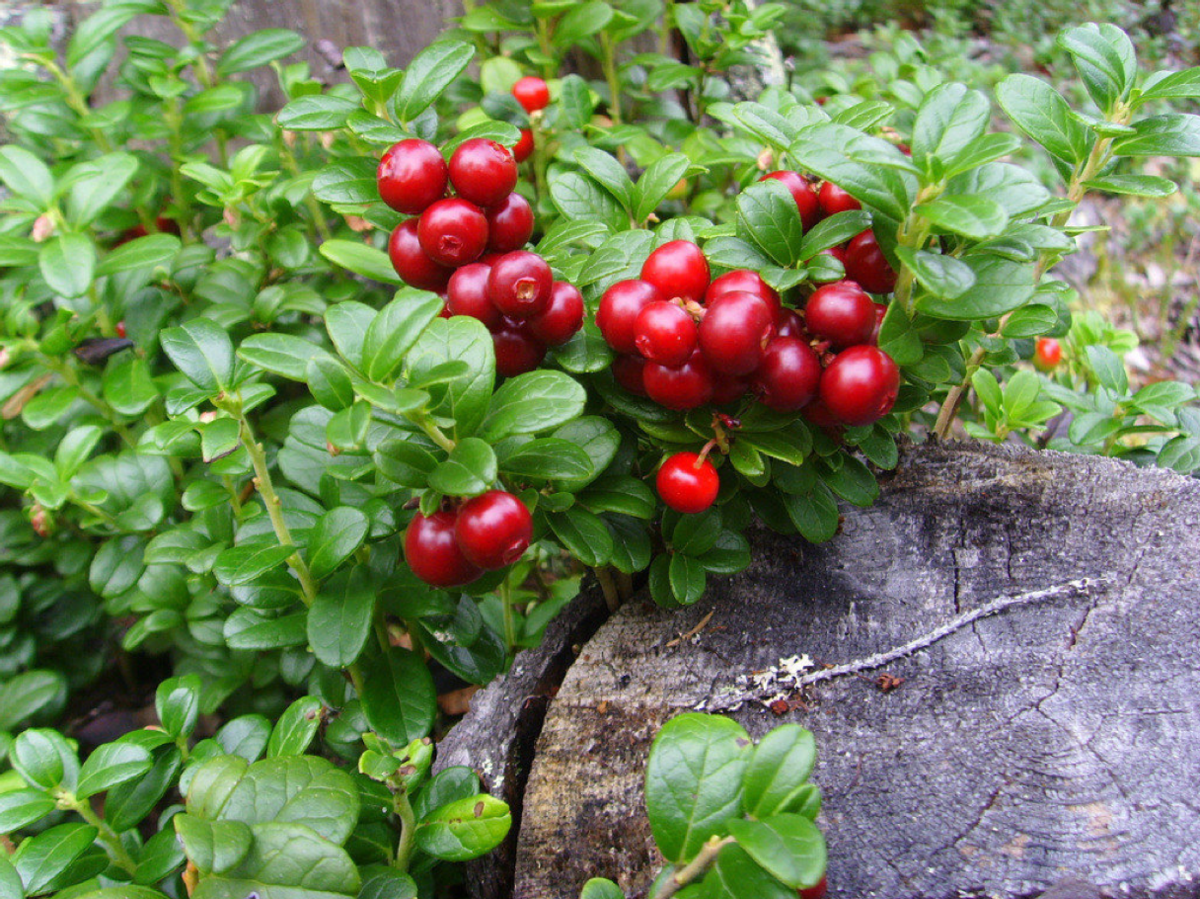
(818, 181), (861, 217)
(513, 129), (535, 163)
(634, 301), (697, 367)
(455, 490), (533, 569)
(775, 309), (808, 340)
(487, 250), (553, 318)
(485, 192), (535, 254)
(871, 302), (887, 345)
(115, 321), (127, 339)
(512, 76), (551, 113)
(644, 349), (715, 410)
(755, 337), (821, 411)
(844, 230), (897, 294)
(819, 345), (900, 426)
(388, 219), (452, 291)
(1034, 337), (1062, 371)
(492, 319), (547, 377)
(377, 139), (447, 215)
(597, 279), (663, 354)
(641, 240), (710, 304)
(612, 354), (648, 395)
(449, 138), (518, 208)
(418, 198), (488, 267)
(711, 373), (750, 406)
(705, 269), (780, 313)
(760, 170), (821, 232)
(446, 263), (502, 329)
(656, 452), (719, 514)
(698, 291), (776, 376)
(405, 509), (481, 588)
(528, 282), (584, 346)
(799, 875), (828, 899)
(804, 281), (877, 349)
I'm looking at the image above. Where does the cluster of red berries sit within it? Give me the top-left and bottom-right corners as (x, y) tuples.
(378, 135), (584, 376)
(404, 490), (533, 588)
(600, 238), (900, 431)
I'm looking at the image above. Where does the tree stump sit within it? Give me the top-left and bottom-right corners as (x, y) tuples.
(448, 441), (1200, 899)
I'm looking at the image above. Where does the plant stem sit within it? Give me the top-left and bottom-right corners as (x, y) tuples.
(501, 575), (517, 654)
(599, 32), (627, 166)
(277, 132), (333, 241)
(593, 566), (620, 612)
(66, 795), (138, 874)
(651, 835), (735, 899)
(393, 789), (418, 872)
(932, 346), (986, 440)
(42, 358), (137, 448)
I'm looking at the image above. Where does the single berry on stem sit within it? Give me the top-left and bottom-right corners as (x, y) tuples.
(755, 337), (822, 411)
(804, 281), (878, 349)
(418, 198), (489, 267)
(698, 291), (776, 375)
(656, 452), (719, 514)
(845, 230), (897, 294)
(1034, 337), (1062, 371)
(819, 344), (900, 426)
(512, 76), (551, 113)
(528, 282), (584, 346)
(377, 139), (448, 215)
(597, 279), (664, 354)
(405, 510), (481, 588)
(634, 301), (697, 367)
(449, 138), (518, 208)
(487, 250), (553, 318)
(760, 170), (821, 231)
(641, 240), (710, 304)
(455, 490), (533, 569)
(485, 193), (535, 254)
(389, 219), (452, 291)
(446, 262), (502, 329)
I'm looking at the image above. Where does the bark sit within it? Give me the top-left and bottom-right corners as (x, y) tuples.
(448, 441), (1200, 899)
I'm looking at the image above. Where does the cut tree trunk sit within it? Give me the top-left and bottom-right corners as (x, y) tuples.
(444, 441), (1200, 899)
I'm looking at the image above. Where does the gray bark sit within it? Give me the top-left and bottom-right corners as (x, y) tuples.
(445, 441), (1200, 899)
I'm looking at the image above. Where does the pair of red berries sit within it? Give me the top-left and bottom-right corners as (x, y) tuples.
(510, 76), (550, 163)
(404, 490), (533, 588)
(444, 250), (584, 377)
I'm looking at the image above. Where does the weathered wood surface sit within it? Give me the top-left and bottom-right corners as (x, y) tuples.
(490, 441), (1200, 899)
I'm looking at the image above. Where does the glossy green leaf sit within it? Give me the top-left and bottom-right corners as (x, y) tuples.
(408, 317), (495, 439)
(161, 319), (235, 392)
(1057, 23), (1135, 113)
(0, 670), (66, 732)
(267, 697), (324, 758)
(741, 725), (816, 819)
(175, 814), (253, 875)
(65, 152), (138, 227)
(11, 823), (97, 894)
(359, 649), (436, 746)
(0, 145), (53, 206)
(499, 438), (594, 480)
(277, 95), (360, 131)
(217, 29), (305, 76)
(726, 815), (826, 889)
(320, 240), (402, 284)
(212, 542), (296, 587)
(702, 842), (794, 899)
(306, 507), (370, 580)
(1112, 114), (1200, 157)
(189, 822), (360, 899)
(11, 729), (79, 792)
(915, 254), (1036, 320)
(548, 507), (613, 567)
(396, 41), (474, 121)
(910, 82), (990, 171)
(915, 194), (1009, 240)
(39, 232), (95, 298)
(0, 789), (56, 832)
(308, 566), (375, 667)
(480, 370), (587, 441)
(736, 180), (804, 267)
(574, 146), (635, 211)
(635, 153), (693, 223)
(995, 74), (1090, 164)
(364, 288), (444, 382)
(313, 158), (377, 205)
(414, 794), (512, 861)
(239, 333), (332, 381)
(428, 437), (497, 496)
(894, 247), (975, 300)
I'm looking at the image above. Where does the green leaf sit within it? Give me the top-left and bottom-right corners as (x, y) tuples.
(189, 822), (360, 899)
(375, 438), (437, 488)
(396, 41), (474, 122)
(277, 94), (360, 131)
(789, 123), (914, 221)
(915, 254), (1036, 320)
(213, 542), (296, 587)
(224, 609), (308, 650)
(943, 132), (1024, 178)
(547, 508), (613, 567)
(916, 194), (1009, 240)
(1001, 304), (1058, 337)
(1086, 345), (1128, 394)
(741, 724), (818, 819)
(157, 675), (202, 740)
(736, 180), (804, 267)
(64, 152), (139, 227)
(306, 507), (370, 580)
(668, 554), (706, 605)
(217, 29), (305, 76)
(702, 842), (795, 899)
(894, 247), (975, 300)
(995, 74), (1090, 165)
(409, 317), (495, 439)
(308, 566), (376, 668)
(550, 171), (625, 232)
(415, 794), (512, 861)
(105, 744), (183, 832)
(175, 815), (253, 875)
(574, 146), (635, 211)
(726, 815), (826, 889)
(320, 240), (402, 284)
(1083, 174), (1177, 197)
(96, 232), (180, 276)
(1113, 114), (1200, 157)
(267, 697), (324, 758)
(558, 74), (595, 129)
(499, 438), (594, 480)
(910, 82), (990, 172)
(480, 370), (587, 441)
(797, 210), (872, 259)
(580, 879), (625, 899)
(359, 649), (436, 746)
(645, 713), (752, 864)
(1138, 67), (1200, 104)
(1057, 23), (1135, 113)
(313, 158), (378, 205)
(217, 715), (273, 763)
(553, 0), (613, 45)
(428, 437), (497, 496)
(11, 729), (79, 792)
(781, 487), (839, 543)
(0, 145), (52, 206)
(39, 232), (95, 298)
(364, 288), (444, 382)
(0, 790), (56, 832)
(0, 857), (18, 899)
(634, 153), (693, 223)
(161, 319), (235, 392)
(75, 741), (153, 799)
(324, 301), (376, 369)
(239, 334), (332, 381)
(0, 670), (66, 731)
(11, 823), (98, 895)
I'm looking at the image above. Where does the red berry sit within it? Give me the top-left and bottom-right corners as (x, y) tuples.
(819, 245), (848, 265)
(656, 452), (719, 514)
(819, 345), (900, 426)
(418, 198), (488, 267)
(597, 279), (663, 354)
(754, 337), (821, 411)
(1034, 337), (1062, 371)
(389, 219), (453, 291)
(405, 510), (482, 588)
(711, 373), (750, 406)
(449, 138), (518, 209)
(870, 303), (887, 345)
(818, 181), (861, 217)
(612, 355), (648, 395)
(446, 262), (502, 330)
(513, 129), (535, 163)
(776, 309), (808, 340)
(485, 193), (534, 253)
(377, 139), (448, 215)
(154, 216), (181, 236)
(760, 171), (821, 232)
(528, 282), (584, 346)
(799, 875), (828, 899)
(698, 291), (776, 376)
(641, 240), (710, 304)
(454, 490), (533, 569)
(803, 397), (843, 433)
(487, 250), (553, 319)
(704, 269), (780, 312)
(492, 318), (546, 377)
(512, 76), (551, 113)
(634, 301), (697, 367)
(844, 230), (897, 294)
(804, 281), (877, 349)
(644, 349), (714, 410)
(115, 321), (127, 339)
